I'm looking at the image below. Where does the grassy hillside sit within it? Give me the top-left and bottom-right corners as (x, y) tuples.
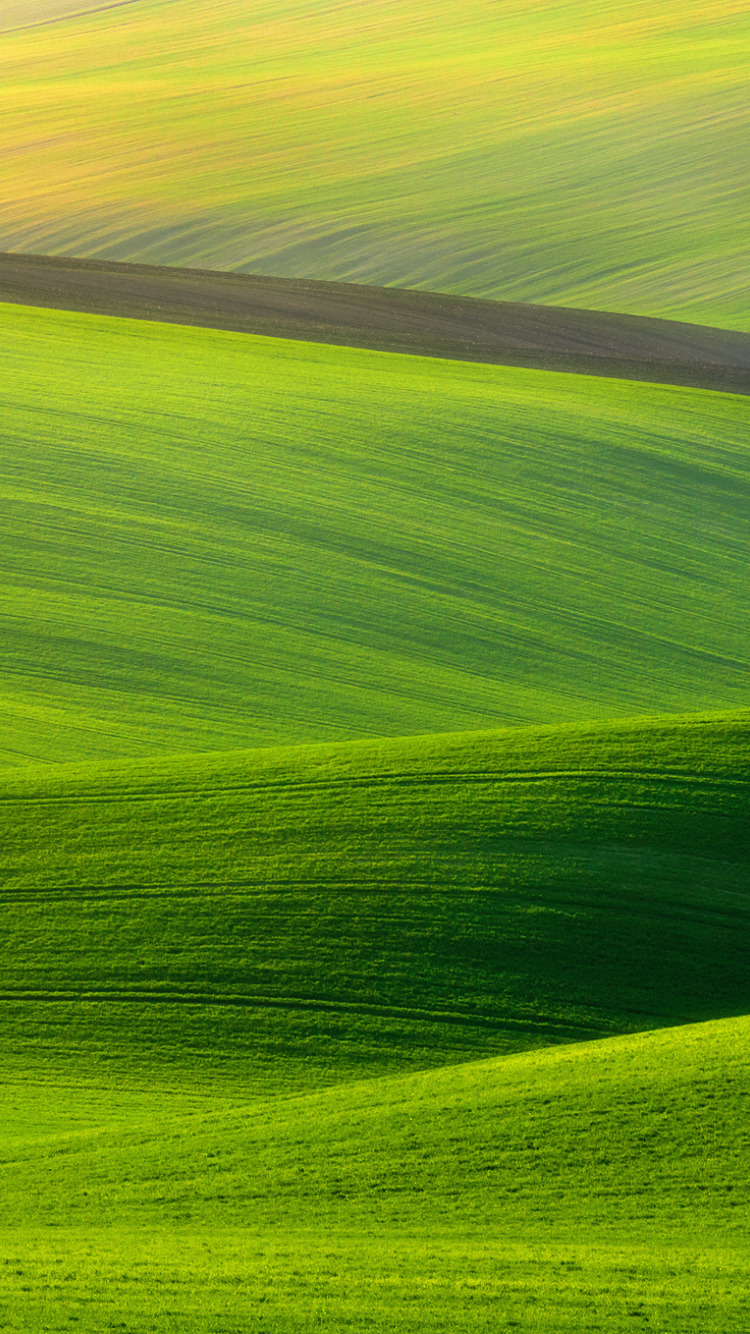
(1, 0), (748, 328)
(3, 301), (750, 765)
(2, 712), (748, 1092)
(2, 1015), (748, 1330)
(3, 6), (747, 1328)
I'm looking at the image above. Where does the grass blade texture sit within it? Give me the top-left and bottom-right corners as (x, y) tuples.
(1, 705), (749, 1329)
(1, 712), (748, 1092)
(2, 1015), (749, 1330)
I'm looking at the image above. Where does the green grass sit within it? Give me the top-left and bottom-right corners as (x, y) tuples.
(2, 301), (750, 765)
(2, 290), (748, 1326)
(1, 711), (748, 1093)
(1, 1015), (748, 1330)
(1, 0), (749, 327)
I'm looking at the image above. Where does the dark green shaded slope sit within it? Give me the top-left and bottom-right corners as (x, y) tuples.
(3, 303), (750, 765)
(2, 1016), (749, 1330)
(2, 713), (748, 1093)
(4, 252), (750, 393)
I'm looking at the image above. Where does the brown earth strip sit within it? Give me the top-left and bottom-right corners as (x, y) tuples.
(3, 251), (750, 394)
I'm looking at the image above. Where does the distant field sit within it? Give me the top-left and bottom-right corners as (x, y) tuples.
(1, 712), (747, 1092)
(3, 301), (750, 765)
(0, 0), (126, 28)
(1, 0), (748, 327)
(2, 1014), (748, 1330)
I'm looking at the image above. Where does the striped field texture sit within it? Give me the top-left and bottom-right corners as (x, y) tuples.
(1, 712), (748, 1091)
(2, 302), (750, 765)
(1, 0), (748, 327)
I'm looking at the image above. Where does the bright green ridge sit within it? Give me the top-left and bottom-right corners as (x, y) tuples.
(2, 302), (749, 765)
(1, 1016), (748, 1330)
(1, 0), (749, 328)
(2, 711), (748, 1093)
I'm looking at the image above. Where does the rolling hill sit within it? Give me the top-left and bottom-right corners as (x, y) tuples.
(1, 711), (748, 1093)
(2, 300), (750, 766)
(2, 1014), (748, 1331)
(2, 277), (748, 1328)
(1, 0), (748, 328)
(3, 0), (749, 1327)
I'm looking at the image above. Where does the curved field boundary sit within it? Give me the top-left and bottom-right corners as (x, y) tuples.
(3, 251), (750, 395)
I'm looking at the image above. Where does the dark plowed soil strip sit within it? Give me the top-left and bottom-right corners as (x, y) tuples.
(3, 251), (750, 394)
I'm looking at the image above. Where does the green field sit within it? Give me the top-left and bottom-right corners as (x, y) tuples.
(2, 0), (749, 1326)
(1, 271), (749, 1329)
(1, 712), (749, 1093)
(3, 301), (750, 765)
(1, 0), (749, 327)
(2, 1013), (749, 1331)
(2, 699), (749, 1328)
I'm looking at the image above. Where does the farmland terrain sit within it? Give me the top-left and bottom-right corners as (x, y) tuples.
(0, 0), (129, 29)
(4, 252), (750, 394)
(1, 284), (748, 1327)
(2, 300), (749, 765)
(1, 713), (748, 1094)
(2, 1014), (749, 1330)
(2, 0), (749, 1303)
(1, 0), (748, 327)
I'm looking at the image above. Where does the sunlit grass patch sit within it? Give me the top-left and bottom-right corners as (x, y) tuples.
(1, 0), (748, 326)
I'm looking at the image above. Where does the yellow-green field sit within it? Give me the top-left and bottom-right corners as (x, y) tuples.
(2, 1), (750, 1295)
(1, 0), (749, 327)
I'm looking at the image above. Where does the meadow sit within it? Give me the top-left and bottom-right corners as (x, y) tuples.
(1, 712), (748, 1094)
(2, 301), (749, 765)
(0, 265), (749, 1326)
(1, 0), (749, 327)
(1, 1015), (748, 1330)
(1, 4), (749, 1303)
